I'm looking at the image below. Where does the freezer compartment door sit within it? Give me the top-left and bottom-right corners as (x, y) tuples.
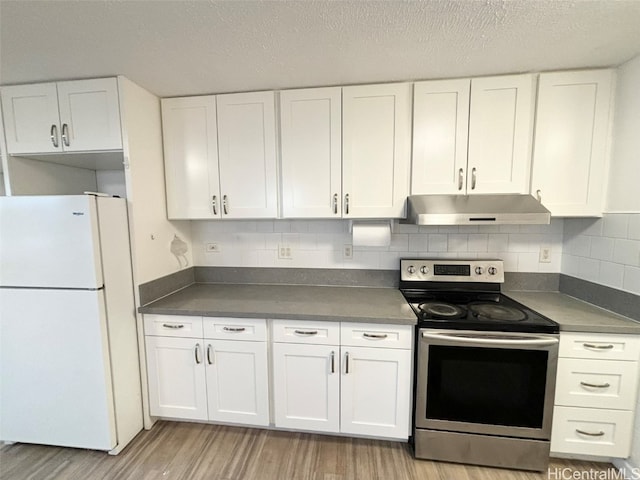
(0, 195), (103, 288)
(0, 288), (117, 450)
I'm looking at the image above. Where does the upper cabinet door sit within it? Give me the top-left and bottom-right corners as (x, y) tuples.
(280, 87), (342, 218)
(57, 78), (122, 152)
(342, 83), (411, 218)
(412, 79), (470, 195)
(1, 83), (62, 154)
(216, 91), (278, 218)
(467, 74), (535, 194)
(531, 70), (614, 216)
(161, 96), (221, 219)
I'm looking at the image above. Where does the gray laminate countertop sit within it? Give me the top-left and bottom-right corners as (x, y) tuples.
(139, 283), (418, 325)
(505, 291), (640, 334)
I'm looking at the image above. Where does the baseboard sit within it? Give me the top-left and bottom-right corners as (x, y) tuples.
(612, 458), (640, 479)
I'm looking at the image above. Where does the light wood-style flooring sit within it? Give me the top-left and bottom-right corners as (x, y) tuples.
(0, 421), (615, 480)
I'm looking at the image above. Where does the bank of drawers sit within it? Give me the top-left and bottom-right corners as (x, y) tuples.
(551, 332), (640, 458)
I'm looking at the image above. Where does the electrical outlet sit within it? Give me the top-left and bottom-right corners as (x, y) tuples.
(278, 244), (292, 259)
(539, 245), (551, 263)
(205, 243), (221, 253)
(344, 244), (353, 259)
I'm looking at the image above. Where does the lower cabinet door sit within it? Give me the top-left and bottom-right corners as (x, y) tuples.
(273, 342), (340, 432)
(205, 339), (269, 426)
(340, 346), (412, 439)
(145, 336), (208, 421)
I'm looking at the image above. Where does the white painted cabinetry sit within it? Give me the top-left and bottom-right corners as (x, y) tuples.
(1, 78), (122, 155)
(144, 315), (269, 427)
(161, 91), (278, 219)
(531, 69), (614, 216)
(342, 83), (411, 218)
(551, 332), (640, 458)
(280, 87), (342, 218)
(412, 75), (534, 195)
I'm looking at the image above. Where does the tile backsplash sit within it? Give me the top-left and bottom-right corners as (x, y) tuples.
(192, 219), (564, 272)
(562, 213), (640, 295)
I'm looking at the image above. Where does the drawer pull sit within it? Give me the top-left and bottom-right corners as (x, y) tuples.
(575, 428), (605, 437)
(363, 333), (388, 340)
(583, 343), (614, 350)
(294, 330), (318, 336)
(163, 324), (185, 329)
(223, 326), (246, 333)
(580, 381), (611, 389)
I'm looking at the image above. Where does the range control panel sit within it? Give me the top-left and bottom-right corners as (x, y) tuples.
(400, 259), (504, 283)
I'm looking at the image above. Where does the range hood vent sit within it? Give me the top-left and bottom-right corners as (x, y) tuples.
(405, 194), (551, 225)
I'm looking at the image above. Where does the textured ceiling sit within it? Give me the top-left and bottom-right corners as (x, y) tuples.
(1, 0), (640, 97)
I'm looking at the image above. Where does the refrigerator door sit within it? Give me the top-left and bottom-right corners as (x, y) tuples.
(0, 288), (117, 450)
(0, 195), (103, 289)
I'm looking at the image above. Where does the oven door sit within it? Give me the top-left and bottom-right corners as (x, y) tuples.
(415, 329), (558, 440)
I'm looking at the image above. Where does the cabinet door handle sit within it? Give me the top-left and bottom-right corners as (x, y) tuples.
(330, 351), (335, 374)
(458, 168), (464, 191)
(212, 195), (217, 215)
(471, 167), (477, 190)
(162, 323), (184, 329)
(61, 123), (70, 147)
(207, 344), (214, 365)
(50, 124), (59, 148)
(363, 333), (388, 340)
(344, 194), (350, 215)
(223, 326), (246, 332)
(194, 343), (202, 364)
(576, 429), (605, 437)
(583, 343), (614, 350)
(345, 351), (350, 374)
(536, 189), (542, 202)
(580, 381), (611, 389)
(223, 195), (229, 215)
(333, 193), (338, 215)
(294, 329), (318, 336)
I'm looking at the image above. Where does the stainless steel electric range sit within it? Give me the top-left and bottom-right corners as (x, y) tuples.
(400, 259), (559, 472)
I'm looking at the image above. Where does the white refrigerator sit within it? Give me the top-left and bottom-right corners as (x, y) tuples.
(0, 194), (143, 454)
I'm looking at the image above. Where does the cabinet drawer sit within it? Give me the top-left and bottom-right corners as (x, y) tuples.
(144, 314), (203, 338)
(340, 323), (413, 349)
(559, 332), (640, 361)
(555, 358), (639, 410)
(203, 317), (267, 341)
(551, 406), (633, 458)
(272, 320), (340, 345)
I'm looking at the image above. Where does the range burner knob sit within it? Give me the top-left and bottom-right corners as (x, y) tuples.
(474, 266), (484, 275)
(407, 265), (416, 274)
(488, 266), (498, 275)
(420, 266), (429, 274)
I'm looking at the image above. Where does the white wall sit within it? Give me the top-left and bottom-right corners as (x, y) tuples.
(192, 219), (564, 272)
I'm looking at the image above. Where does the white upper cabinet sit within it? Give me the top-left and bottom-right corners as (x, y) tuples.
(216, 91), (278, 218)
(280, 87), (342, 218)
(1, 78), (122, 155)
(412, 79), (471, 194)
(467, 74), (535, 194)
(342, 83), (412, 218)
(161, 96), (220, 219)
(531, 69), (614, 216)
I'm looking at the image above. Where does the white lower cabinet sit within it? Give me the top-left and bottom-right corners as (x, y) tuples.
(551, 332), (640, 458)
(144, 315), (269, 427)
(272, 320), (413, 439)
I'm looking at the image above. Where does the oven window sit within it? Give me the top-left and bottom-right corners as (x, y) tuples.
(426, 346), (548, 428)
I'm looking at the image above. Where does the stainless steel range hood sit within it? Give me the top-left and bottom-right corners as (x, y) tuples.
(405, 194), (551, 225)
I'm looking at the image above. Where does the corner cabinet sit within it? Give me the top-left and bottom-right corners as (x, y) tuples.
(161, 91), (278, 219)
(342, 83), (411, 218)
(1, 78), (123, 155)
(531, 69), (614, 217)
(551, 332), (640, 458)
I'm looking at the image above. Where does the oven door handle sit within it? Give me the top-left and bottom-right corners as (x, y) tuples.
(421, 331), (559, 347)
